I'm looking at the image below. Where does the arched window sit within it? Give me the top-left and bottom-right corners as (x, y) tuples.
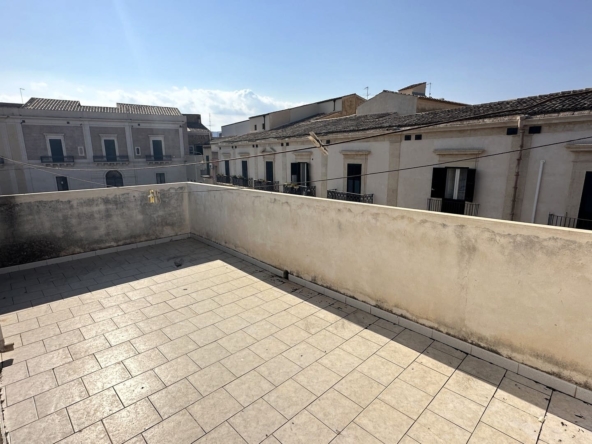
(106, 170), (123, 187)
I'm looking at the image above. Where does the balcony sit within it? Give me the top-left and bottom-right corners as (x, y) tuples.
(216, 174), (232, 184)
(427, 197), (480, 216)
(1, 183), (591, 444)
(254, 179), (279, 192)
(40, 155), (75, 165)
(93, 155), (129, 164)
(283, 184), (316, 196)
(200, 168), (210, 177)
(145, 154), (172, 163)
(327, 189), (374, 203)
(232, 176), (253, 187)
(548, 213), (592, 230)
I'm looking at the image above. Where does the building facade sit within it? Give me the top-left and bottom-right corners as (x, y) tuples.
(0, 98), (191, 194)
(208, 88), (592, 228)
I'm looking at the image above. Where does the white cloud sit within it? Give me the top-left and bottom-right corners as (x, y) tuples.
(30, 82), (48, 91)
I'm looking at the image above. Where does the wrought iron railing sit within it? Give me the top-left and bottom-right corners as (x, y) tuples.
(327, 189), (373, 204)
(216, 175), (232, 184)
(283, 184), (316, 196)
(254, 180), (279, 192)
(93, 155), (129, 163)
(232, 177), (253, 187)
(427, 198), (479, 216)
(145, 155), (172, 162)
(548, 213), (592, 230)
(40, 155), (75, 164)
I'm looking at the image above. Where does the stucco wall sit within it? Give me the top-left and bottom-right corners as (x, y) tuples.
(187, 183), (592, 387)
(221, 120), (250, 137)
(356, 92), (417, 116)
(22, 124), (86, 160)
(89, 126), (129, 157)
(0, 183), (189, 267)
(131, 128), (181, 158)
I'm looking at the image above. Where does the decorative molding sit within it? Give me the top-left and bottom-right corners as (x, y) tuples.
(238, 152), (250, 158)
(433, 148), (485, 156)
(566, 144), (592, 152)
(294, 151), (313, 162)
(340, 150), (371, 157)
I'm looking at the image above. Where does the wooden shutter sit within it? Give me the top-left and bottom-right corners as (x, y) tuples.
(431, 168), (447, 198)
(291, 163), (300, 183)
(303, 162), (310, 186)
(465, 169), (476, 202)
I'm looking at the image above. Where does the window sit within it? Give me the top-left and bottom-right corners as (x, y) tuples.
(506, 128), (518, 135)
(262, 123), (265, 130)
(326, 140), (331, 144)
(404, 135), (412, 141)
(265, 161), (274, 182)
(528, 126), (542, 134)
(254, 124), (257, 131)
(445, 168), (468, 200)
(206, 155), (210, 175)
(78, 146), (85, 156)
(431, 167), (476, 202)
(156, 173), (165, 184)
(346, 163), (362, 194)
(106, 170), (123, 187)
(135, 147), (141, 155)
(103, 138), (117, 161)
(415, 134), (422, 140)
(189, 145), (195, 155)
(195, 145), (203, 155)
(46, 136), (65, 161)
(286, 142), (289, 147)
(290, 162), (310, 185)
(56, 176), (69, 191)
(281, 143), (284, 147)
(150, 136), (165, 160)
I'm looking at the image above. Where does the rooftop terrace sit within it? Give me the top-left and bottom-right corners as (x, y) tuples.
(0, 183), (591, 443)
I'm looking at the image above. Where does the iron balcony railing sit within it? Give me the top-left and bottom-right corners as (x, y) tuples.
(145, 155), (172, 162)
(427, 198), (480, 216)
(93, 155), (129, 163)
(283, 184), (316, 197)
(548, 213), (592, 230)
(216, 175), (232, 184)
(232, 177), (253, 187)
(40, 155), (75, 164)
(327, 189), (374, 204)
(254, 180), (279, 192)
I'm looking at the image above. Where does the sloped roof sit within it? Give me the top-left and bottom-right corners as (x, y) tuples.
(215, 88), (592, 144)
(398, 81), (427, 91)
(21, 98), (182, 116)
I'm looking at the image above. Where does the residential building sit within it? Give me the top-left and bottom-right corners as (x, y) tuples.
(184, 114), (211, 182)
(208, 87), (592, 228)
(0, 98), (191, 194)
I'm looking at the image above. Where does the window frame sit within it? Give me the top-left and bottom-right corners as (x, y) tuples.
(100, 134), (119, 157)
(44, 134), (66, 156)
(56, 176), (69, 191)
(149, 135), (166, 156)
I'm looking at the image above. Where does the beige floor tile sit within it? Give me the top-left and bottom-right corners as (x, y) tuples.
(59, 421), (112, 444)
(50, 297), (82, 312)
(35, 378), (88, 417)
(379, 379), (433, 420)
(304, 329), (345, 353)
(15, 308), (49, 325)
(100, 293), (131, 309)
(68, 388), (123, 431)
(494, 377), (550, 417)
(261, 436), (281, 444)
(149, 378), (202, 419)
(339, 335), (381, 361)
(104, 324), (143, 346)
(214, 302), (245, 319)
(188, 362), (237, 395)
(283, 342), (325, 368)
(468, 422), (520, 443)
(457, 356), (505, 385)
(10, 409), (73, 444)
(217, 331), (257, 354)
(395, 329), (433, 353)
(188, 342), (229, 368)
(131, 330), (170, 353)
(70, 301), (104, 318)
(154, 355), (199, 385)
(0, 361), (29, 386)
(188, 388), (243, 432)
(274, 410), (336, 444)
(243, 320), (280, 341)
(83, 362), (132, 395)
(325, 318), (365, 340)
(307, 388), (362, 433)
(357, 354), (403, 386)
(226, 370), (275, 407)
(334, 370), (384, 408)
(481, 398), (541, 443)
(430, 341), (467, 361)
(196, 422), (247, 443)
(407, 409), (471, 444)
(114, 370), (165, 405)
(274, 325), (312, 348)
(358, 323), (398, 345)
(416, 346), (463, 377)
(429, 388), (485, 432)
(21, 323), (61, 345)
(264, 379), (316, 419)
(143, 409), (205, 444)
(355, 399), (413, 444)
(216, 315), (251, 334)
(229, 399), (287, 444)
(68, 335), (110, 360)
(267, 311), (300, 329)
(221, 349), (265, 377)
(95, 341), (137, 367)
(120, 298), (151, 313)
(190, 299), (221, 315)
(113, 310), (147, 328)
(539, 411), (592, 444)
(44, 329), (84, 353)
(318, 347), (363, 377)
(445, 371), (497, 406)
(161, 319), (199, 340)
(504, 371), (552, 396)
(147, 290), (175, 305)
(37, 309), (74, 328)
(54, 354), (101, 385)
(136, 314), (173, 334)
(238, 306), (273, 324)
(168, 294), (198, 309)
(376, 340), (420, 368)
(27, 347), (73, 375)
(547, 391), (592, 431)
(295, 315), (330, 335)
(256, 355), (302, 386)
(4, 397), (38, 431)
(1, 340), (46, 364)
(80, 318), (117, 339)
(250, 336), (290, 360)
(123, 348), (168, 377)
(103, 398), (161, 444)
(157, 336), (198, 360)
(399, 363), (449, 396)
(293, 362), (341, 396)
(332, 422), (383, 444)
(189, 324), (227, 346)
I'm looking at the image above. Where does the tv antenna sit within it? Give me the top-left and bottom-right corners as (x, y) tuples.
(19, 88), (25, 104)
(364, 87), (369, 99)
(427, 82), (432, 97)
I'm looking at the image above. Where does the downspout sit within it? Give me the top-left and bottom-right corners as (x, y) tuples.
(509, 116), (527, 221)
(530, 160), (545, 223)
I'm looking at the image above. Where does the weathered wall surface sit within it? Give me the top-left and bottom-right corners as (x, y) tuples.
(188, 183), (592, 387)
(0, 183), (189, 267)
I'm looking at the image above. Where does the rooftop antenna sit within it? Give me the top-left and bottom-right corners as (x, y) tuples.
(427, 83), (432, 97)
(19, 88), (25, 104)
(209, 113), (212, 132)
(364, 87), (369, 99)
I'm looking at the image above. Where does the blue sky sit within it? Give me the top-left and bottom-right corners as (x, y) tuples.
(1, 0), (591, 130)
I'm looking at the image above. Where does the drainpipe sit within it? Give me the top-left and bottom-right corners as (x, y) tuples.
(509, 116), (527, 221)
(531, 160), (545, 223)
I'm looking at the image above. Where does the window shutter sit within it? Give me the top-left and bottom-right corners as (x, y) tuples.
(431, 168), (447, 198)
(303, 162), (310, 185)
(291, 163), (300, 183)
(465, 169), (476, 202)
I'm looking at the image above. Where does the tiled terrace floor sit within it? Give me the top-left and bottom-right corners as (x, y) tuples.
(1, 239), (591, 444)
